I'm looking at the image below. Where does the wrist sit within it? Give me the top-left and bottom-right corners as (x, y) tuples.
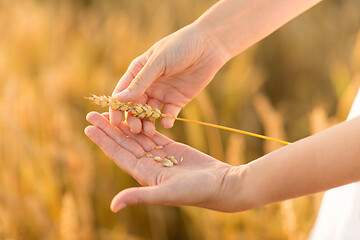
(189, 20), (232, 64)
(218, 164), (255, 212)
(192, 0), (250, 60)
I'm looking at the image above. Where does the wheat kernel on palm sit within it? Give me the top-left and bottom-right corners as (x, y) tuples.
(162, 159), (173, 167)
(171, 158), (179, 165)
(165, 155), (178, 165)
(146, 153), (153, 157)
(154, 156), (162, 162)
(154, 145), (163, 150)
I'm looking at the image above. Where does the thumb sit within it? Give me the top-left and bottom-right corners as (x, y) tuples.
(115, 57), (164, 102)
(110, 185), (171, 212)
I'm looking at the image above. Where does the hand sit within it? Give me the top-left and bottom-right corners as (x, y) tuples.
(110, 23), (229, 135)
(85, 111), (245, 212)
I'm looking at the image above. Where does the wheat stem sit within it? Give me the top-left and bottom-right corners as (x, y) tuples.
(88, 95), (291, 145)
(172, 117), (291, 145)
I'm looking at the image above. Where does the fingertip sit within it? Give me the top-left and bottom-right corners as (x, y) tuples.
(161, 104), (181, 128)
(110, 197), (117, 212)
(143, 121), (156, 136)
(84, 125), (96, 136)
(161, 118), (175, 129)
(86, 111), (100, 122)
(127, 116), (142, 134)
(130, 127), (142, 134)
(111, 190), (131, 212)
(109, 109), (124, 127)
(111, 200), (126, 213)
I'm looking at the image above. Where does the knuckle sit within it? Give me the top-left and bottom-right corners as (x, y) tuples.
(133, 75), (145, 86)
(131, 55), (145, 68)
(128, 188), (145, 205)
(136, 196), (145, 205)
(148, 55), (165, 74)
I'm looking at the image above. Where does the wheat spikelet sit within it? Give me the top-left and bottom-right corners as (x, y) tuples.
(88, 95), (163, 120)
(88, 95), (291, 145)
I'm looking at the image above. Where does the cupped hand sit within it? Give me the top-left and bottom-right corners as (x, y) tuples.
(85, 111), (243, 212)
(110, 23), (229, 135)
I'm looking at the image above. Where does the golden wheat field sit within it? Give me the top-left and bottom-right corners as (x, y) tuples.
(1, 0), (360, 239)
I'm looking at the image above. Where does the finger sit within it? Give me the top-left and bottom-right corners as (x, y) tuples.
(121, 123), (174, 150)
(147, 98), (163, 109)
(149, 132), (174, 147)
(143, 121), (156, 136)
(110, 185), (174, 212)
(84, 125), (136, 173)
(115, 55), (164, 102)
(86, 112), (145, 158)
(101, 112), (109, 119)
(111, 55), (146, 128)
(118, 123), (158, 152)
(142, 98), (163, 135)
(126, 115), (142, 134)
(109, 108), (124, 128)
(112, 55), (147, 95)
(126, 94), (148, 134)
(160, 103), (182, 128)
(107, 106), (173, 149)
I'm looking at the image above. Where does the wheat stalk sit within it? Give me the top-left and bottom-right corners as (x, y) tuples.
(88, 95), (291, 145)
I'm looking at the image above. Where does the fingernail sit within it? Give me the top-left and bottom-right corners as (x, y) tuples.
(112, 203), (126, 212)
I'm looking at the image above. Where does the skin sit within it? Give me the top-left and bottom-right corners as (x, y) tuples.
(110, 25), (227, 135)
(86, 112), (237, 212)
(85, 112), (360, 212)
(111, 0), (322, 135)
(86, 0), (360, 213)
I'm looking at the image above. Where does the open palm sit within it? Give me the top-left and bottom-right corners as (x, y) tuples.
(85, 111), (234, 212)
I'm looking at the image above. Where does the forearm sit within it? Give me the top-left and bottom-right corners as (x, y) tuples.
(234, 116), (360, 211)
(194, 0), (323, 60)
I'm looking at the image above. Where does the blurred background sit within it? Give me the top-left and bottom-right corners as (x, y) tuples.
(0, 0), (359, 239)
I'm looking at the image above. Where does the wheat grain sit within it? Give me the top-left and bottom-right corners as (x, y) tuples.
(171, 158), (179, 165)
(154, 156), (162, 162)
(146, 153), (153, 157)
(162, 159), (173, 167)
(154, 145), (163, 150)
(165, 155), (178, 165)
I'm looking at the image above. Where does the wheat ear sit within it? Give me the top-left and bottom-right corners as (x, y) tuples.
(88, 95), (291, 145)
